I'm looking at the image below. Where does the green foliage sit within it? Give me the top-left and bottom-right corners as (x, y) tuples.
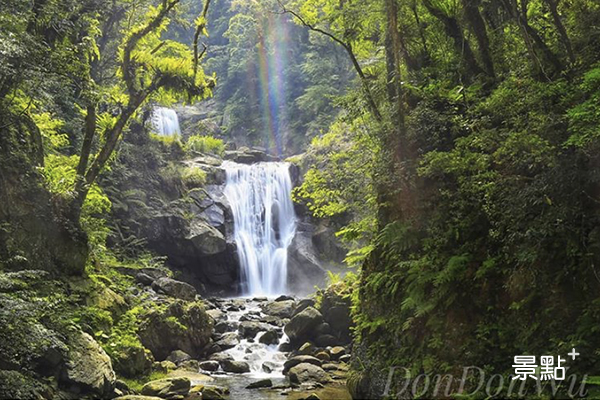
(185, 135), (225, 156)
(180, 166), (207, 188)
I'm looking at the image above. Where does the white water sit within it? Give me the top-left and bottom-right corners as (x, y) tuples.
(151, 107), (181, 136)
(223, 161), (296, 296)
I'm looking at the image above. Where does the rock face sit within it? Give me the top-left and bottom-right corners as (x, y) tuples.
(288, 363), (332, 384)
(224, 147), (277, 164)
(139, 300), (213, 360)
(61, 332), (116, 396)
(262, 300), (296, 318)
(140, 377), (191, 398)
(151, 277), (197, 301)
(284, 307), (324, 344)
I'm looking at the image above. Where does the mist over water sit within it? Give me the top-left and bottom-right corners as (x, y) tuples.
(151, 107), (181, 136)
(223, 161), (296, 296)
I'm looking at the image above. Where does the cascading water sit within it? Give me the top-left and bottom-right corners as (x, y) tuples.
(223, 161), (296, 296)
(151, 107), (181, 136)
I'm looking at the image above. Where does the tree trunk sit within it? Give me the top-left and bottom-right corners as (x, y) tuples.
(461, 0), (495, 78)
(544, 0), (575, 64)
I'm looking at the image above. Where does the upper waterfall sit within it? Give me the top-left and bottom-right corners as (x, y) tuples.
(223, 161), (296, 296)
(151, 107), (181, 136)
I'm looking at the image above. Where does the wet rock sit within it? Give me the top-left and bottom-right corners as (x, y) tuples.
(339, 354), (351, 363)
(238, 321), (271, 339)
(221, 359), (250, 373)
(258, 329), (280, 345)
(298, 342), (316, 356)
(315, 334), (338, 347)
(61, 332), (116, 396)
(284, 307), (323, 344)
(136, 273), (155, 286)
(114, 396), (163, 400)
(262, 361), (278, 373)
(215, 332), (239, 350)
(193, 384), (229, 400)
(140, 377), (190, 399)
(206, 309), (225, 322)
(283, 355), (322, 374)
(263, 315), (288, 327)
(151, 277), (197, 301)
(315, 351), (330, 362)
(330, 346), (346, 361)
(209, 352), (233, 363)
(293, 299), (316, 317)
(303, 394), (321, 400)
(166, 350), (192, 365)
(177, 359), (199, 372)
(187, 220), (226, 255)
(199, 360), (220, 371)
(314, 322), (331, 336)
(278, 342), (293, 352)
(275, 295), (295, 302)
(246, 379), (273, 389)
(263, 300), (296, 318)
(154, 360), (176, 373)
(288, 363), (332, 384)
(214, 320), (238, 333)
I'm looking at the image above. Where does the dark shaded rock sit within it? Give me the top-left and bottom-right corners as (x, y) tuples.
(209, 352), (233, 363)
(215, 320), (238, 333)
(238, 321), (271, 339)
(283, 356), (322, 374)
(135, 273), (155, 286)
(187, 220), (226, 256)
(298, 342), (316, 356)
(262, 361), (278, 373)
(112, 345), (154, 378)
(152, 277), (197, 301)
(330, 346), (346, 361)
(199, 360), (220, 371)
(314, 322), (331, 336)
(0, 370), (52, 400)
(339, 354), (351, 363)
(221, 359), (250, 373)
(293, 298), (316, 317)
(315, 351), (330, 362)
(177, 359), (200, 372)
(246, 379), (273, 389)
(140, 377), (190, 398)
(284, 307), (323, 344)
(275, 295), (295, 302)
(215, 332), (239, 350)
(258, 329), (280, 345)
(288, 363), (331, 384)
(166, 350), (192, 365)
(278, 342), (293, 352)
(315, 334), (338, 348)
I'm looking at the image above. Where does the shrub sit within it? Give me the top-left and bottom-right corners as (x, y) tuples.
(185, 135), (225, 156)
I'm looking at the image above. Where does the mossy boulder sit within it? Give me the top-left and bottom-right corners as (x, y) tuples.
(140, 376), (190, 398)
(139, 300), (213, 360)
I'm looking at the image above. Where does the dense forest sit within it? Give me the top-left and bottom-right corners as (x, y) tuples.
(1, 0), (600, 398)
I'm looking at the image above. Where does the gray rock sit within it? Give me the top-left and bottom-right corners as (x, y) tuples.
(199, 360), (220, 371)
(221, 359), (250, 373)
(258, 329), (279, 345)
(330, 346), (346, 361)
(293, 299), (316, 317)
(262, 361), (278, 373)
(339, 354), (351, 363)
(166, 350), (192, 365)
(151, 277), (197, 301)
(283, 355), (322, 374)
(238, 321), (271, 339)
(275, 295), (295, 302)
(187, 220), (226, 255)
(284, 307), (323, 343)
(215, 332), (239, 350)
(246, 379), (273, 389)
(298, 342), (316, 356)
(262, 300), (296, 318)
(288, 363), (331, 384)
(135, 273), (154, 286)
(209, 352), (233, 363)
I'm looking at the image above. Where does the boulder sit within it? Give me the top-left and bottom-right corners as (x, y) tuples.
(112, 345), (154, 378)
(194, 384), (229, 400)
(187, 220), (226, 255)
(293, 298), (316, 317)
(314, 322), (331, 336)
(238, 321), (271, 339)
(140, 377), (190, 398)
(136, 273), (155, 286)
(221, 359), (250, 373)
(330, 346), (346, 361)
(61, 332), (116, 396)
(209, 352), (233, 363)
(258, 329), (279, 345)
(275, 295), (295, 302)
(283, 355), (322, 374)
(215, 332), (239, 350)
(151, 278), (197, 301)
(315, 334), (338, 347)
(138, 300), (213, 360)
(114, 396), (163, 400)
(262, 300), (296, 318)
(315, 351), (330, 362)
(339, 354), (351, 363)
(288, 363), (331, 385)
(284, 307), (323, 344)
(262, 361), (278, 373)
(298, 342), (316, 356)
(166, 350), (192, 365)
(246, 379), (273, 389)
(199, 360), (220, 371)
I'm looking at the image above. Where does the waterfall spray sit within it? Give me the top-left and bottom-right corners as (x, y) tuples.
(151, 107), (181, 136)
(223, 161), (296, 296)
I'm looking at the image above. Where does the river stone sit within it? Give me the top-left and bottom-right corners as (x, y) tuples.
(262, 361), (278, 373)
(215, 320), (238, 333)
(206, 309), (225, 322)
(246, 379), (273, 389)
(199, 360), (220, 371)
(209, 352), (233, 363)
(284, 307), (323, 343)
(258, 329), (279, 345)
(283, 355), (322, 374)
(114, 396), (164, 400)
(292, 299), (316, 317)
(140, 377), (190, 398)
(288, 363), (331, 384)
(151, 277), (197, 301)
(263, 300), (296, 318)
(61, 332), (116, 395)
(215, 332), (239, 350)
(238, 321), (271, 339)
(221, 359), (250, 373)
(166, 350), (192, 365)
(339, 354), (351, 363)
(330, 346), (346, 361)
(187, 220), (226, 255)
(298, 342), (316, 355)
(315, 334), (338, 347)
(194, 384), (229, 400)
(275, 295), (295, 302)
(315, 351), (330, 361)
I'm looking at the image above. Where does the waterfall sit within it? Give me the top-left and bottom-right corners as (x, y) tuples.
(223, 161), (296, 296)
(151, 107), (181, 136)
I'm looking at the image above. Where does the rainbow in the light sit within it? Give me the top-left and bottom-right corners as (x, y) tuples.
(255, 13), (290, 157)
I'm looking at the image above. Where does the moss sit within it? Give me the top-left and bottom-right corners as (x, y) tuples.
(119, 370), (171, 393)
